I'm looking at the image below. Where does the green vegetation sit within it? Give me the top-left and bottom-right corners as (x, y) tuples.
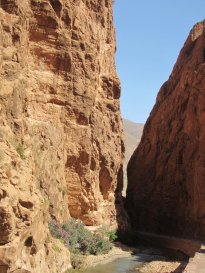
(16, 144), (25, 160)
(49, 218), (117, 269)
(107, 229), (118, 242)
(97, 224), (118, 242)
(52, 243), (62, 253)
(44, 196), (50, 207)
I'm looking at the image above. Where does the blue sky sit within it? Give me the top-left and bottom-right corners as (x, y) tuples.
(114, 1), (205, 123)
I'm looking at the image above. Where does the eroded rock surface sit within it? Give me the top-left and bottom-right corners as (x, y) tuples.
(0, 140), (70, 273)
(0, 0), (124, 271)
(126, 20), (205, 240)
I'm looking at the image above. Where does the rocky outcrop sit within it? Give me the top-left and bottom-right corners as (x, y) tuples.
(0, 0), (124, 271)
(0, 139), (71, 272)
(126, 20), (205, 240)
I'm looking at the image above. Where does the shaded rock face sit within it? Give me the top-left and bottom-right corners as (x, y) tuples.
(126, 21), (205, 240)
(0, 0), (124, 271)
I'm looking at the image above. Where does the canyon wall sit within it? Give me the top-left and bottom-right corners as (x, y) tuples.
(126, 20), (205, 240)
(0, 0), (124, 272)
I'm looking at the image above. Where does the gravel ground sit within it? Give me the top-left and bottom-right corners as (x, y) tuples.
(139, 260), (186, 273)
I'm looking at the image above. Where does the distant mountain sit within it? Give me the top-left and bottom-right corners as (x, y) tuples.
(123, 119), (144, 195)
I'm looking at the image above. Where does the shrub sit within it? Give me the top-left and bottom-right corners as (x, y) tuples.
(62, 218), (92, 254)
(61, 218), (112, 255)
(86, 233), (112, 255)
(49, 218), (113, 258)
(16, 144), (25, 160)
(49, 219), (70, 248)
(52, 243), (62, 253)
(97, 224), (118, 242)
(70, 253), (85, 269)
(107, 230), (118, 242)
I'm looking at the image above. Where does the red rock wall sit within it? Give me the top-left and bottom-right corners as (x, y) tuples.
(0, 0), (124, 271)
(126, 21), (205, 240)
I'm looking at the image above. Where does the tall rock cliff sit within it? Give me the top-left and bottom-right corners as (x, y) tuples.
(126, 20), (205, 240)
(0, 0), (124, 272)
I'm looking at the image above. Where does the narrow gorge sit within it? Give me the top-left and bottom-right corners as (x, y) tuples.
(0, 0), (126, 272)
(1, 0), (205, 272)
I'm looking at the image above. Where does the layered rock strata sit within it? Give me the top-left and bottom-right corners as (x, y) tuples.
(126, 20), (205, 240)
(0, 0), (124, 271)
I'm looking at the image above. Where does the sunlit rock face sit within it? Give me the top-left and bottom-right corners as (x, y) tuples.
(0, 0), (124, 271)
(126, 20), (205, 240)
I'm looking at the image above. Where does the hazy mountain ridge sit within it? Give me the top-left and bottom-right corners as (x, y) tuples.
(123, 119), (144, 195)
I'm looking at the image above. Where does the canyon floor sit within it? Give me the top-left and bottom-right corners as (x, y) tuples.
(82, 242), (188, 273)
(84, 242), (135, 268)
(82, 232), (205, 273)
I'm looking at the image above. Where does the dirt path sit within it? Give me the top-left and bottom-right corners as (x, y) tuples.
(183, 245), (205, 273)
(136, 231), (201, 257)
